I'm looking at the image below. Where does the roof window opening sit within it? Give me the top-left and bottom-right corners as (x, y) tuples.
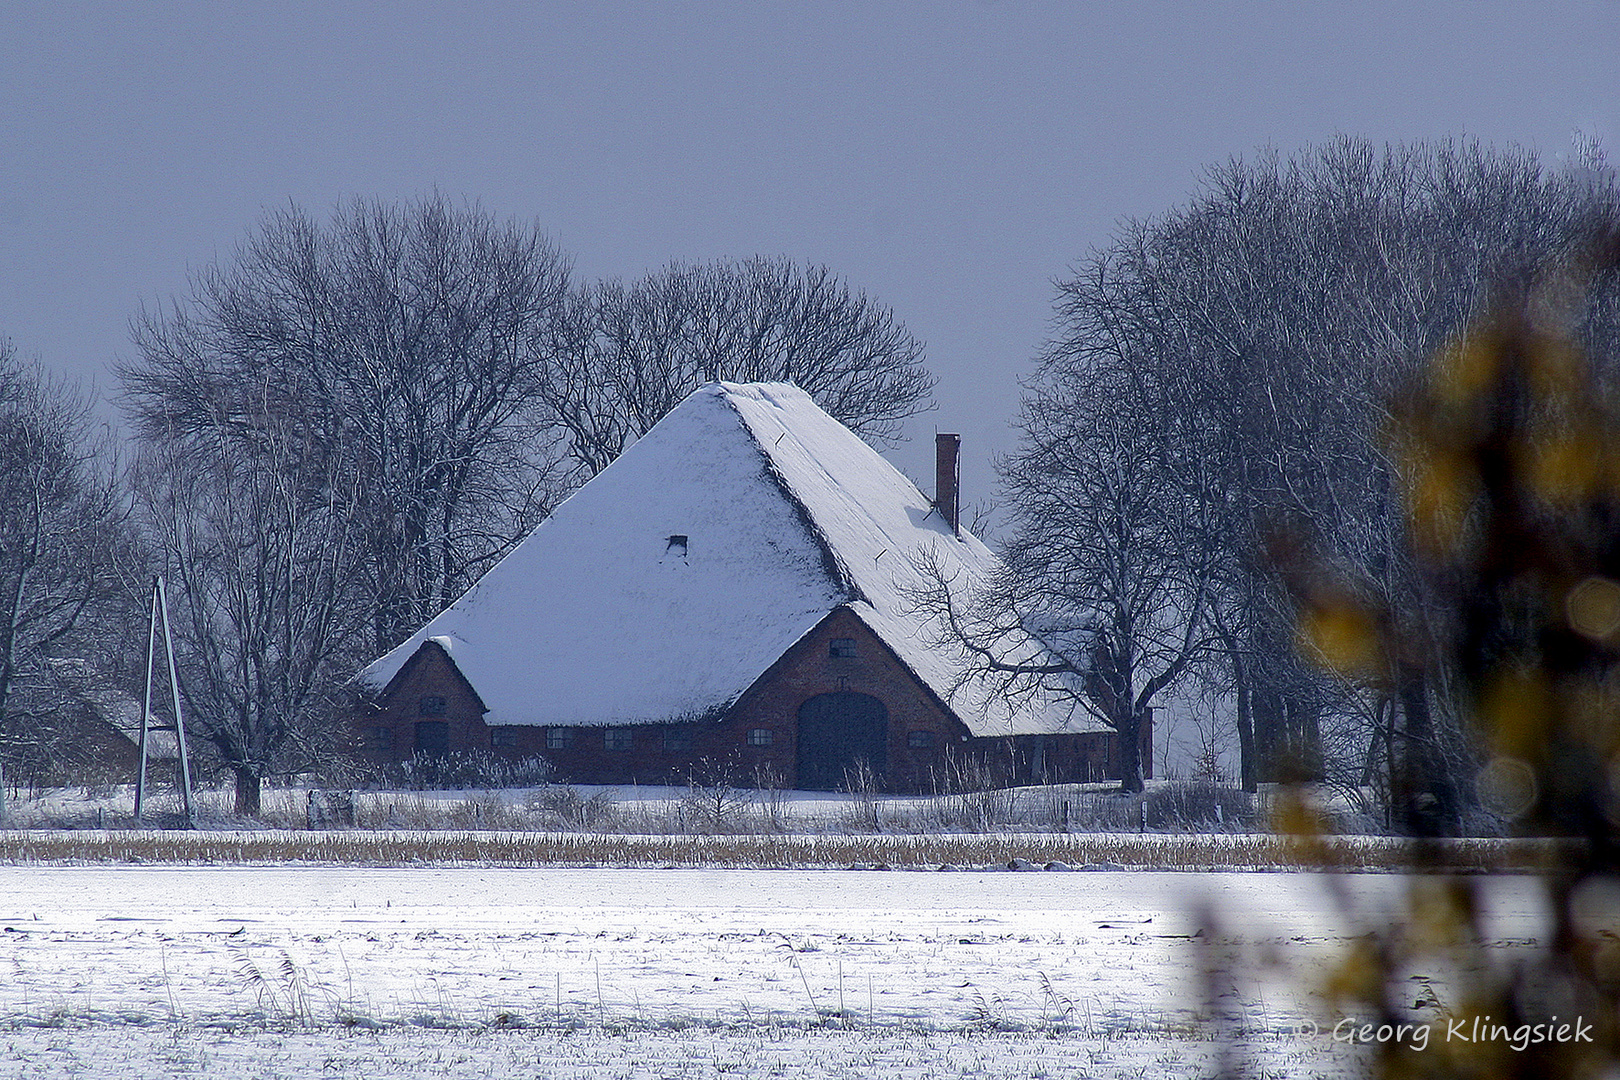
(664, 534), (689, 561)
(829, 637), (858, 659)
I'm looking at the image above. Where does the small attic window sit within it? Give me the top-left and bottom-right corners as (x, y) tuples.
(419, 695), (447, 717)
(829, 638), (858, 659)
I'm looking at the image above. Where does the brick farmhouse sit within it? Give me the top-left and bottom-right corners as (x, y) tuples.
(358, 383), (1146, 792)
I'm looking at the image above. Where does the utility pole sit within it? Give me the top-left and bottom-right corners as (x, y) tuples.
(135, 576), (194, 827)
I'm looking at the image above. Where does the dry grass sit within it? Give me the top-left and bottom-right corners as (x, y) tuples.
(0, 827), (1571, 871)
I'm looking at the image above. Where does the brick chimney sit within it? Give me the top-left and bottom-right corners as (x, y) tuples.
(934, 432), (960, 535)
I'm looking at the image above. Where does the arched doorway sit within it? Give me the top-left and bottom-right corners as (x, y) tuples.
(796, 692), (888, 791)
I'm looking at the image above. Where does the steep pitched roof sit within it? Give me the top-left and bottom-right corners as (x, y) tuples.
(359, 382), (1100, 737)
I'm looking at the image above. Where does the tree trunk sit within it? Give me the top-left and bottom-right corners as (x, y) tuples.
(1252, 689), (1282, 785)
(1290, 697), (1324, 781)
(1359, 696), (1389, 788)
(1235, 682), (1256, 793)
(1397, 667), (1455, 837)
(1219, 630), (1258, 793)
(1116, 708), (1146, 794)
(234, 766), (262, 818)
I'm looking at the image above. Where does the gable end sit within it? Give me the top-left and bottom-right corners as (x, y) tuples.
(374, 639), (489, 716)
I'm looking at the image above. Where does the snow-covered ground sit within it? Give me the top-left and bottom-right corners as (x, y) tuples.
(0, 866), (1570, 1078)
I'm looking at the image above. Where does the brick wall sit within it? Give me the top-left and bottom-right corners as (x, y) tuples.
(480, 607), (972, 792)
(720, 606), (971, 792)
(357, 610), (1143, 793)
(357, 641), (490, 763)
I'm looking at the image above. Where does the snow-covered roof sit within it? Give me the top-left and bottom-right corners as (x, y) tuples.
(360, 382), (1100, 737)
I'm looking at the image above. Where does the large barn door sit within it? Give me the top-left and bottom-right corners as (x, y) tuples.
(796, 692), (888, 791)
(414, 721), (450, 758)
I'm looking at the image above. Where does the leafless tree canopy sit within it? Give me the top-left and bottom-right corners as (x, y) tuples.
(0, 341), (139, 811)
(130, 420), (369, 816)
(121, 196), (585, 812)
(542, 257), (934, 477)
(942, 138), (1620, 805)
(124, 195), (577, 655)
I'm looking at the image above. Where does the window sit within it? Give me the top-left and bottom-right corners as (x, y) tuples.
(491, 726), (520, 751)
(363, 726), (391, 754)
(545, 727), (572, 751)
(746, 728), (773, 747)
(663, 728), (691, 753)
(829, 637), (858, 658)
(907, 730), (936, 749)
(604, 727), (633, 751)
(419, 695), (447, 717)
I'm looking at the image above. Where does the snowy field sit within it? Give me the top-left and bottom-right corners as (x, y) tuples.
(0, 866), (1575, 1079)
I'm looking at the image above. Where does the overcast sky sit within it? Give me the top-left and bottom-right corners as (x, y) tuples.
(3, 2), (1617, 513)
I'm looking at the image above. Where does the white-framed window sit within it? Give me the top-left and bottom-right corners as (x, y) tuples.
(491, 727), (520, 751)
(907, 730), (936, 749)
(604, 727), (633, 751)
(746, 728), (773, 747)
(545, 727), (572, 751)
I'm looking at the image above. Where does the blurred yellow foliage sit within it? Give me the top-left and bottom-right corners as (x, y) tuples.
(1264, 229), (1620, 1079)
(1566, 576), (1620, 640)
(1404, 448), (1479, 557)
(1479, 670), (1558, 763)
(1299, 601), (1385, 679)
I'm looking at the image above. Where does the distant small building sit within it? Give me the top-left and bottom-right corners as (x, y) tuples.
(14, 659), (180, 787)
(358, 382), (1147, 791)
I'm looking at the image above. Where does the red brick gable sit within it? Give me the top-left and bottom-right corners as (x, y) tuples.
(723, 605), (972, 791)
(358, 639), (490, 761)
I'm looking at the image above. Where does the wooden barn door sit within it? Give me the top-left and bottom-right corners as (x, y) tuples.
(796, 692), (888, 791)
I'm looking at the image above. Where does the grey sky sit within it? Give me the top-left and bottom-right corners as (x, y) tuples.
(3, 2), (1616, 512)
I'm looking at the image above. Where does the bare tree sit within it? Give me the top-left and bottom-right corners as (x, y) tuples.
(123, 194), (576, 653)
(929, 139), (1617, 808)
(540, 257), (935, 478)
(911, 340), (1217, 794)
(130, 400), (369, 816)
(1070, 140), (1618, 802)
(120, 200), (937, 810)
(0, 340), (138, 818)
